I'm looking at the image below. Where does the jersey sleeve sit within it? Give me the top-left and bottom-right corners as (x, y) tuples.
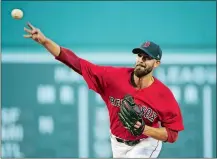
(55, 47), (82, 75)
(55, 47), (110, 95)
(79, 58), (109, 95)
(159, 91), (184, 132)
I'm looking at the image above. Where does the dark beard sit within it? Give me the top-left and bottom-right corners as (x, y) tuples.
(134, 65), (153, 78)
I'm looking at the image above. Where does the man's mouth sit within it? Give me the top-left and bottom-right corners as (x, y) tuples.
(136, 64), (145, 68)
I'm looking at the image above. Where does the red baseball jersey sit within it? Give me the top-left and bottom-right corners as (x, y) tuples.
(56, 47), (184, 141)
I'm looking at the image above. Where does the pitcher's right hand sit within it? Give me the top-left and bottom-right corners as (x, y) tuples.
(24, 22), (47, 45)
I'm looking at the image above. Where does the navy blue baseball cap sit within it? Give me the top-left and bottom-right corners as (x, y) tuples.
(132, 41), (162, 60)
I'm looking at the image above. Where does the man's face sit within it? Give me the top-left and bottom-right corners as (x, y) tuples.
(134, 53), (160, 78)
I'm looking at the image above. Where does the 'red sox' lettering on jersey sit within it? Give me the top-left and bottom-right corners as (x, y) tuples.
(140, 106), (158, 123)
(109, 96), (122, 107)
(109, 96), (158, 123)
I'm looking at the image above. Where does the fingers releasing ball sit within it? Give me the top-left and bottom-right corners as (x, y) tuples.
(11, 9), (23, 19)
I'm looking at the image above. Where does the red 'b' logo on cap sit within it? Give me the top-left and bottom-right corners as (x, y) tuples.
(143, 41), (150, 48)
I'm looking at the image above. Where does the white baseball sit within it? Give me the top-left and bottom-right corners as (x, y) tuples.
(11, 9), (23, 19)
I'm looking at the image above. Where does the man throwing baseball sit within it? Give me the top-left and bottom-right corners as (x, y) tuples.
(24, 22), (184, 158)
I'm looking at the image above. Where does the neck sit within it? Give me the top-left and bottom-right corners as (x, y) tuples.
(133, 73), (154, 89)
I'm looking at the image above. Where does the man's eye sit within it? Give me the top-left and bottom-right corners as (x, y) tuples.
(143, 56), (153, 60)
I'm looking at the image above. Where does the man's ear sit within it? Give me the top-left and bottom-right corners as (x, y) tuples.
(154, 60), (161, 68)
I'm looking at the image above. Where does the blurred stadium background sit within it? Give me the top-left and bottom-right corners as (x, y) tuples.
(1, 1), (216, 158)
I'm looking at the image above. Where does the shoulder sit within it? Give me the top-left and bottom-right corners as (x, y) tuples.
(154, 77), (176, 101)
(79, 58), (133, 73)
(105, 66), (134, 74)
(153, 78), (181, 112)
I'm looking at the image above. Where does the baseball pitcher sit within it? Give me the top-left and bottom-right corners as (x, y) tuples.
(24, 22), (184, 158)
